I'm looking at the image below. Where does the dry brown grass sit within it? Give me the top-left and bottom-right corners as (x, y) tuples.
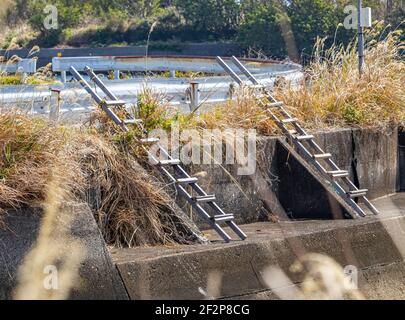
(179, 28), (405, 134)
(0, 111), (196, 247)
(276, 27), (405, 129)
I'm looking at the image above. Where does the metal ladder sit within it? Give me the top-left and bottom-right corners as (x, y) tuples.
(69, 66), (247, 242)
(216, 56), (379, 218)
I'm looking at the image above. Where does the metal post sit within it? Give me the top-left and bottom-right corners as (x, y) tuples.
(358, 0), (365, 76)
(49, 88), (61, 122)
(61, 71), (67, 83)
(114, 70), (120, 80)
(170, 70), (176, 78)
(189, 81), (199, 112)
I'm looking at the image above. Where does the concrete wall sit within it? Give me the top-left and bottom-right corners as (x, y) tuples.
(186, 127), (399, 226)
(113, 205), (405, 300)
(0, 205), (128, 300)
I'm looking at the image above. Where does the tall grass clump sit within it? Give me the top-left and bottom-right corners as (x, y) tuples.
(179, 27), (405, 135)
(0, 112), (198, 247)
(276, 26), (405, 129)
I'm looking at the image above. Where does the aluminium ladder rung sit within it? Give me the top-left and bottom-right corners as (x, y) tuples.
(140, 138), (160, 144)
(211, 214), (235, 223)
(313, 153), (332, 160)
(176, 177), (199, 185)
(158, 159), (181, 166)
(282, 118), (298, 124)
(269, 102), (284, 108)
(103, 100), (127, 106)
(192, 195), (216, 203)
(250, 84), (267, 90)
(124, 119), (143, 125)
(347, 189), (368, 198)
(296, 135), (315, 141)
(328, 170), (349, 178)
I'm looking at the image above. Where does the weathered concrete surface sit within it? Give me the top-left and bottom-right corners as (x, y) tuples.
(185, 136), (350, 225)
(353, 127), (398, 199)
(313, 127), (398, 200)
(0, 204), (128, 300)
(186, 127), (398, 225)
(112, 194), (405, 300)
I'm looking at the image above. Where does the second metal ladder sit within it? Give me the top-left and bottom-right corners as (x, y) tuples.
(69, 66), (247, 242)
(217, 56), (379, 218)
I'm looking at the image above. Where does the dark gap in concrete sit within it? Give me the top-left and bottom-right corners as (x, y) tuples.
(350, 129), (361, 204)
(274, 140), (347, 220)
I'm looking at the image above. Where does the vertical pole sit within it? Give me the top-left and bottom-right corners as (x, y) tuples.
(170, 70), (176, 78)
(189, 81), (199, 112)
(49, 88), (61, 122)
(61, 71), (67, 83)
(114, 70), (120, 80)
(358, 0), (365, 76)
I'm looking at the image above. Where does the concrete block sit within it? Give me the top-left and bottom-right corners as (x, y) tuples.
(353, 127), (397, 199)
(113, 210), (405, 300)
(0, 205), (128, 300)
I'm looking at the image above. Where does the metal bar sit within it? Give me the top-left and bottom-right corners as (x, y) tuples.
(358, 0), (365, 75)
(216, 57), (243, 85)
(70, 66), (124, 128)
(158, 146), (246, 239)
(84, 66), (119, 101)
(231, 56), (259, 85)
(69, 66), (103, 104)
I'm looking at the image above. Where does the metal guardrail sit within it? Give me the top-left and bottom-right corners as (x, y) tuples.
(1, 56), (303, 122)
(52, 55), (302, 82)
(0, 69), (303, 116)
(0, 59), (37, 75)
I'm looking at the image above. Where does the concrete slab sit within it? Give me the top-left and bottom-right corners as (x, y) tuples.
(112, 194), (405, 300)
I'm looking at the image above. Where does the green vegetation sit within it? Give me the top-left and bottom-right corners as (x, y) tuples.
(2, 1), (404, 58)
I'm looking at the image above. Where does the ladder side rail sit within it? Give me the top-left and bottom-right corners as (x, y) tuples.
(158, 142), (247, 238)
(231, 56), (260, 85)
(284, 136), (367, 217)
(70, 66), (125, 127)
(176, 184), (233, 242)
(359, 195), (379, 214)
(267, 109), (366, 217)
(280, 115), (375, 214)
(70, 66), (103, 104)
(216, 57), (244, 85)
(84, 66), (119, 101)
(148, 145), (237, 240)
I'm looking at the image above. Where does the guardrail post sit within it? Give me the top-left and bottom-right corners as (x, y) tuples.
(49, 88), (61, 122)
(61, 71), (67, 83)
(189, 81), (199, 111)
(114, 70), (120, 80)
(170, 70), (176, 78)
